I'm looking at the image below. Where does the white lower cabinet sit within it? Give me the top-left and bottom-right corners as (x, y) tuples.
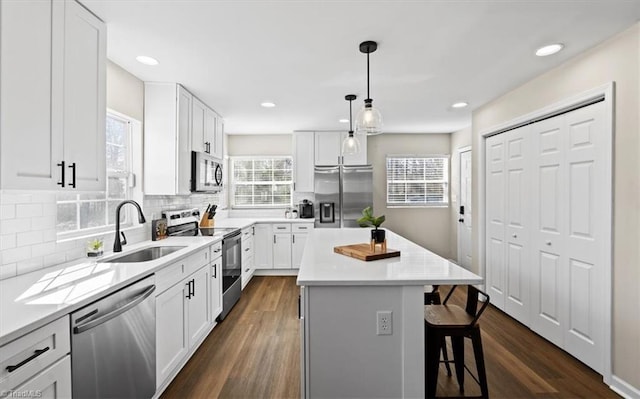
(186, 265), (211, 348)
(241, 226), (255, 289)
(254, 223), (274, 269)
(273, 233), (293, 269)
(0, 316), (71, 398)
(256, 223), (314, 270)
(211, 242), (223, 320)
(155, 245), (218, 390)
(156, 278), (189, 387)
(12, 355), (71, 399)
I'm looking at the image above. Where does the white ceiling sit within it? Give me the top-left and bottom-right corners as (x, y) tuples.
(83, 0), (640, 135)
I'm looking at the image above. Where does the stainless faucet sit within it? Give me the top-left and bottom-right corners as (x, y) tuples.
(113, 200), (146, 252)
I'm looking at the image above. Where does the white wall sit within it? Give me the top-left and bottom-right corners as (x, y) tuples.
(227, 134), (292, 156)
(368, 133), (452, 259)
(472, 23), (640, 391)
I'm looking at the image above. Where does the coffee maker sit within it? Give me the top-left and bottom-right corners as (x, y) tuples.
(298, 199), (314, 218)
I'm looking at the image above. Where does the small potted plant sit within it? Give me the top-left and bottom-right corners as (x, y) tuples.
(357, 206), (386, 243)
(87, 237), (104, 258)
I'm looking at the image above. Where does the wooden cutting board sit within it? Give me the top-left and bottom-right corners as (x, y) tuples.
(334, 243), (400, 261)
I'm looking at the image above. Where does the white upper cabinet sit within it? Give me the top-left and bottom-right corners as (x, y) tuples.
(1, 0), (106, 191)
(144, 83), (193, 195)
(191, 97), (206, 153)
(187, 92), (222, 158)
(212, 113), (224, 159)
(314, 132), (367, 166)
(294, 132), (314, 192)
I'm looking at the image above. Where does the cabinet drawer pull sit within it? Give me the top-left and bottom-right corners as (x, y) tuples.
(213, 248), (221, 253)
(292, 235), (295, 244)
(244, 248), (250, 252)
(245, 268), (250, 272)
(299, 227), (307, 230)
(273, 235), (276, 244)
(6, 347), (50, 373)
(277, 227), (286, 230)
(57, 161), (65, 187)
(68, 162), (76, 188)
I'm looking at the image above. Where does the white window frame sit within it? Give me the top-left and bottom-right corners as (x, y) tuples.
(230, 155), (293, 209)
(56, 109), (143, 241)
(386, 154), (450, 208)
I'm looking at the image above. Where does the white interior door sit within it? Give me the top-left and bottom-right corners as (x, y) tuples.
(485, 134), (506, 310)
(457, 149), (473, 270)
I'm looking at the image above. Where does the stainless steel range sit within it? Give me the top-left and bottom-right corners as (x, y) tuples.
(163, 208), (242, 321)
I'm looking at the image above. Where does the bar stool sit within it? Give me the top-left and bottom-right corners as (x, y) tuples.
(424, 285), (490, 399)
(424, 285), (452, 378)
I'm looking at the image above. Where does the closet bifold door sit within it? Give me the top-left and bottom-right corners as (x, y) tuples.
(503, 126), (531, 326)
(485, 133), (506, 310)
(530, 101), (606, 374)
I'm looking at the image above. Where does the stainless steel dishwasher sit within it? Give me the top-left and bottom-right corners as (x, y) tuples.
(71, 274), (156, 398)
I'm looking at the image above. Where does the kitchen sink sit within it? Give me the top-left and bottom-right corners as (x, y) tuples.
(104, 246), (186, 263)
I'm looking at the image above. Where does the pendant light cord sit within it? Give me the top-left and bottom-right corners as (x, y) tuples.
(349, 98), (353, 133)
(366, 52), (371, 100)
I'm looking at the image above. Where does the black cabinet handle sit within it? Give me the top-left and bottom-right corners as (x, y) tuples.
(297, 295), (301, 319)
(292, 235), (295, 244)
(68, 162), (76, 188)
(6, 347), (50, 373)
(212, 264), (217, 278)
(273, 235), (276, 244)
(191, 279), (195, 297)
(57, 161), (65, 187)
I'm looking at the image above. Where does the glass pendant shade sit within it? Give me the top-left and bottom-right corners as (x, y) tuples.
(341, 132), (360, 155)
(355, 100), (383, 135)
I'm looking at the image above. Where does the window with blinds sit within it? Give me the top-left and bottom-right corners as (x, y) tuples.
(386, 156), (449, 206)
(231, 157), (293, 208)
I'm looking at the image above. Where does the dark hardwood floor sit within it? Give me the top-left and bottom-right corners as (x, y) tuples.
(161, 277), (618, 399)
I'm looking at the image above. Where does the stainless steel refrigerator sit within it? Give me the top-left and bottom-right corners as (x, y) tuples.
(314, 165), (373, 228)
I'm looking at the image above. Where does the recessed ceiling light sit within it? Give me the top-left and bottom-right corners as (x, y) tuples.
(452, 102), (468, 108)
(136, 55), (159, 66)
(535, 43), (564, 57)
(260, 102), (276, 108)
(339, 119), (349, 123)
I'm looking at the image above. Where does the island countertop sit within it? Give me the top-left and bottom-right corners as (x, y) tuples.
(296, 228), (482, 286)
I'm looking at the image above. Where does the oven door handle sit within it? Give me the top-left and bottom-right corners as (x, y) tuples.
(73, 285), (156, 334)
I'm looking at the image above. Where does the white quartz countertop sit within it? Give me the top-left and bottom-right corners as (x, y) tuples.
(0, 236), (222, 346)
(297, 228), (483, 286)
(214, 217), (315, 229)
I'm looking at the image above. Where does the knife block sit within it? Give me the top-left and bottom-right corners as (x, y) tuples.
(200, 214), (215, 228)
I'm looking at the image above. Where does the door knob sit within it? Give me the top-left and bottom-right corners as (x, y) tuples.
(458, 218), (464, 223)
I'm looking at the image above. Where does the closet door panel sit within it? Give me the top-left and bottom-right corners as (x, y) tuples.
(485, 134), (506, 310)
(530, 118), (565, 345)
(563, 102), (605, 373)
(504, 126), (531, 324)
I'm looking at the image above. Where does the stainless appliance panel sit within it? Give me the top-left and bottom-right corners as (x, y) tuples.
(219, 230), (242, 321)
(191, 151), (223, 192)
(341, 165), (373, 227)
(71, 275), (156, 399)
(314, 166), (340, 228)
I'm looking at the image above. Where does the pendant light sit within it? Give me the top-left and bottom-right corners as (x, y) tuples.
(341, 94), (360, 155)
(355, 41), (383, 135)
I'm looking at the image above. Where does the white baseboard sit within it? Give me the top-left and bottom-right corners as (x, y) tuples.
(610, 375), (640, 399)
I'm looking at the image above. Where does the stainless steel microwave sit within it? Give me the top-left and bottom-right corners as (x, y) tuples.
(191, 151), (223, 192)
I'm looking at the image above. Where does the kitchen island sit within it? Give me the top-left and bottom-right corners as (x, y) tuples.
(297, 228), (482, 398)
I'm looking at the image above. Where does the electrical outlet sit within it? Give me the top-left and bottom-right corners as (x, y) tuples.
(376, 311), (392, 335)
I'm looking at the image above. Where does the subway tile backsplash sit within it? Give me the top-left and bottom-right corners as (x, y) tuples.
(0, 190), (223, 280)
